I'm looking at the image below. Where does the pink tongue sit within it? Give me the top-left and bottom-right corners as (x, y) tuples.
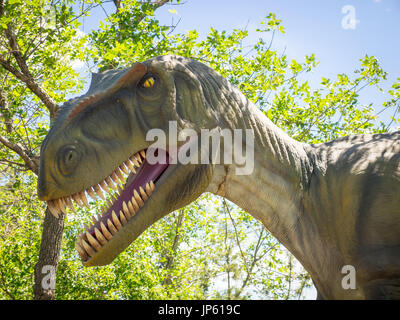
(89, 149), (169, 235)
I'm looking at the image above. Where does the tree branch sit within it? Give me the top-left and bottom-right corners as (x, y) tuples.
(0, 158), (26, 167)
(238, 226), (265, 294)
(0, 90), (13, 133)
(0, 134), (38, 174)
(223, 199), (249, 274)
(162, 209), (185, 285)
(114, 0), (170, 25)
(113, 0), (121, 11)
(0, 26), (58, 117)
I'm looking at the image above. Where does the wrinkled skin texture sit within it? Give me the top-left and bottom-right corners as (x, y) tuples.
(38, 55), (400, 299)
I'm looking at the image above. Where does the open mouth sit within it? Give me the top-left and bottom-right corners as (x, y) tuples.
(46, 148), (169, 263)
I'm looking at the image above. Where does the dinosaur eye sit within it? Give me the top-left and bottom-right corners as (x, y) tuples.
(58, 146), (81, 176)
(141, 76), (155, 88)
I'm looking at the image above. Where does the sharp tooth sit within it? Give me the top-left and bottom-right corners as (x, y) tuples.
(64, 196), (76, 213)
(125, 160), (136, 173)
(112, 210), (122, 230)
(140, 150), (146, 159)
(81, 231), (86, 241)
(111, 172), (123, 185)
(86, 231), (101, 251)
(115, 168), (125, 181)
(112, 191), (119, 201)
(58, 200), (66, 214)
(119, 210), (127, 225)
(94, 227), (107, 245)
(75, 241), (88, 260)
(80, 191), (90, 208)
(130, 195), (140, 211)
(117, 184), (124, 196)
(80, 238), (96, 257)
(122, 201), (130, 218)
(107, 218), (117, 235)
(105, 176), (117, 191)
(93, 184), (106, 200)
(120, 164), (129, 175)
(100, 221), (113, 240)
(47, 200), (60, 218)
(150, 180), (155, 191)
(72, 193), (83, 207)
(54, 198), (66, 214)
(130, 155), (140, 168)
(145, 183), (152, 196)
(139, 186), (148, 201)
(107, 198), (114, 208)
(92, 215), (98, 224)
(99, 180), (109, 193)
(57, 198), (67, 214)
(128, 200), (137, 215)
(86, 187), (97, 200)
(133, 189), (144, 207)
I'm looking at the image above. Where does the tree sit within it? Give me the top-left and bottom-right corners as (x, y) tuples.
(0, 0), (91, 299)
(0, 0), (398, 299)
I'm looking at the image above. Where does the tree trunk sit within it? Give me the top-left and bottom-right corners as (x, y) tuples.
(33, 207), (65, 300)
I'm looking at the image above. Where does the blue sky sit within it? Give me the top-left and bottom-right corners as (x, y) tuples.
(154, 0), (399, 79)
(82, 0), (400, 127)
(153, 0), (400, 126)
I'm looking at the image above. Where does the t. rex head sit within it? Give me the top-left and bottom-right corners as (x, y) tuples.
(38, 55), (232, 266)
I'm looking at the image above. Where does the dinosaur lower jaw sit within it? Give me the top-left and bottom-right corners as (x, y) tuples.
(46, 148), (169, 263)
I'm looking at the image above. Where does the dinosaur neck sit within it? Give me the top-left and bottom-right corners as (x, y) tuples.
(206, 87), (314, 262)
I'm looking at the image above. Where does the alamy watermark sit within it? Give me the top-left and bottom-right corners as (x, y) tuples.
(41, 265), (56, 290)
(41, 4), (56, 30)
(145, 121), (254, 175)
(341, 265), (356, 290)
(341, 5), (360, 30)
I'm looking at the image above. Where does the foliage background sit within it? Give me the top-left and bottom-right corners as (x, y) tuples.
(0, 0), (398, 299)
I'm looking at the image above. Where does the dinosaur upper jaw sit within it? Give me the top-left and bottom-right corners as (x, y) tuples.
(81, 158), (190, 266)
(45, 147), (170, 265)
(76, 148), (169, 263)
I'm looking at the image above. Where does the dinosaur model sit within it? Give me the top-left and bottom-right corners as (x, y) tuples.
(37, 55), (400, 299)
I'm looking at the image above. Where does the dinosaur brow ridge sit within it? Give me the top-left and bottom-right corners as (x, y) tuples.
(66, 63), (147, 122)
(67, 94), (101, 122)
